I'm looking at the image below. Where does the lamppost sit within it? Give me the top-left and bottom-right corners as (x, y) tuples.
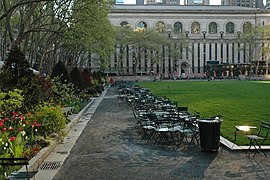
(185, 31), (189, 38)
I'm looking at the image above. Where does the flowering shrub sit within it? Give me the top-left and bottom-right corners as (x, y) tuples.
(0, 112), (42, 158)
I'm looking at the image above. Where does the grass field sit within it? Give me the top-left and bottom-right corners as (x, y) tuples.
(137, 80), (270, 145)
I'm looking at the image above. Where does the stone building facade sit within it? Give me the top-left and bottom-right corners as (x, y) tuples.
(104, 5), (270, 77)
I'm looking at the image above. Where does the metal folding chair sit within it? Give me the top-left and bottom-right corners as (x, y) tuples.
(247, 122), (270, 157)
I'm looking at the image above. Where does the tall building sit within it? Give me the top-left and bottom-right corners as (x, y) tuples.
(163, 0), (180, 4)
(185, 0), (209, 5)
(256, 0), (265, 8)
(146, 0), (162, 4)
(266, 0), (270, 8)
(146, 0), (180, 5)
(107, 5), (270, 77)
(221, 0), (255, 7)
(136, 0), (145, 4)
(113, 0), (124, 4)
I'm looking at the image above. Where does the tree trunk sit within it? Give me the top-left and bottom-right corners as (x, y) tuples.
(266, 59), (269, 75)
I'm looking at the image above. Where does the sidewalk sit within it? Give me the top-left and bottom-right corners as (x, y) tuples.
(39, 87), (270, 179)
(35, 89), (106, 180)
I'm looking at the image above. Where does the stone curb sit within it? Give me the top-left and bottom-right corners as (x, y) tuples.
(20, 100), (94, 172)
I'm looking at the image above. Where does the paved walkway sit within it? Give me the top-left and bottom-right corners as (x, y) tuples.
(40, 87), (270, 180)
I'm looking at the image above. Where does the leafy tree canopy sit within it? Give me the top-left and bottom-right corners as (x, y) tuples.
(64, 0), (115, 66)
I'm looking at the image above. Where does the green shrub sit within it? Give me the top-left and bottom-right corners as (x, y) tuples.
(0, 47), (41, 109)
(34, 104), (66, 137)
(49, 76), (75, 106)
(0, 89), (24, 117)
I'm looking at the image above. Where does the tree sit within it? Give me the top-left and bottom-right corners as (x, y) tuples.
(0, 0), (114, 75)
(51, 61), (70, 83)
(81, 68), (92, 89)
(0, 47), (41, 108)
(239, 25), (270, 75)
(114, 26), (174, 75)
(0, 0), (74, 73)
(63, 0), (115, 69)
(70, 67), (83, 91)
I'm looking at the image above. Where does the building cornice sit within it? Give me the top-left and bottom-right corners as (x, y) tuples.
(110, 5), (270, 15)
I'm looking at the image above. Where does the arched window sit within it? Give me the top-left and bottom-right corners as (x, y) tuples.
(137, 21), (147, 29)
(155, 21), (165, 33)
(226, 22), (234, 34)
(174, 22), (182, 33)
(208, 22), (217, 34)
(191, 22), (200, 34)
(243, 22), (252, 33)
(120, 21), (129, 26)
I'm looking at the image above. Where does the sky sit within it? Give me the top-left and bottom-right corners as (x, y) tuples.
(123, 0), (266, 5)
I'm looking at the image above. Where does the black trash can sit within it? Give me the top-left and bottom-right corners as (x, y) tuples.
(198, 118), (222, 151)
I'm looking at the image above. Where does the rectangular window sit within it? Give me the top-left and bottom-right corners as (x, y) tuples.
(168, 45), (171, 73)
(144, 49), (147, 73)
(262, 42), (265, 61)
(238, 43), (241, 63)
(232, 43), (235, 63)
(221, 43), (223, 63)
(120, 47), (123, 69)
(163, 45), (165, 74)
(226, 43), (229, 63)
(249, 43), (252, 62)
(126, 45), (129, 69)
(243, 43), (246, 63)
(203, 43), (206, 71)
(192, 43), (194, 73)
(215, 43), (217, 60)
(198, 43), (200, 73)
(156, 51), (160, 74)
(209, 43), (212, 60)
(186, 44), (189, 60)
(180, 43), (183, 59)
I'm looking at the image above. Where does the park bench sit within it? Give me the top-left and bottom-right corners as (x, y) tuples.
(61, 107), (74, 117)
(0, 157), (38, 180)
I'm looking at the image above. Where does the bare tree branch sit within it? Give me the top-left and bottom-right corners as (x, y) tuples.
(0, 0), (54, 22)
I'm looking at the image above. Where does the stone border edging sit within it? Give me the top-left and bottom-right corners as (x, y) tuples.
(21, 100), (94, 171)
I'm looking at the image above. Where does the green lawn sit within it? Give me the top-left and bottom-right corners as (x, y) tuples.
(137, 80), (270, 145)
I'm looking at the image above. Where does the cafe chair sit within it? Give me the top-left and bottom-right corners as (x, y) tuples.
(246, 122), (270, 157)
(0, 157), (38, 180)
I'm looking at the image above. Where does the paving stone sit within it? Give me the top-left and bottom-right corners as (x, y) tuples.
(38, 87), (270, 180)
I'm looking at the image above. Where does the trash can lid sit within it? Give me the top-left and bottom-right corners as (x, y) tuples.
(198, 118), (222, 123)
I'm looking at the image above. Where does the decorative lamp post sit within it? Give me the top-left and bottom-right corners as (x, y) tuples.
(185, 31), (189, 38)
(202, 31), (207, 39)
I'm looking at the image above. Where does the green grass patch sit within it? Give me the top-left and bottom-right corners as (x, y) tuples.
(137, 80), (270, 145)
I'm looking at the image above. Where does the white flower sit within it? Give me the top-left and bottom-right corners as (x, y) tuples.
(21, 131), (26, 136)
